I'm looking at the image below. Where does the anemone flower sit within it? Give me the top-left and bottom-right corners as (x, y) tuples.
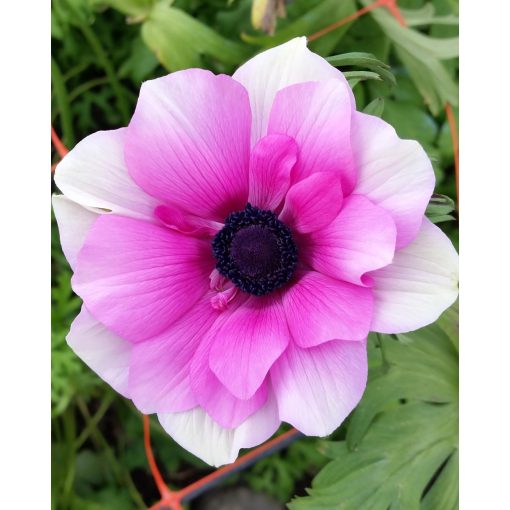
(53, 37), (459, 466)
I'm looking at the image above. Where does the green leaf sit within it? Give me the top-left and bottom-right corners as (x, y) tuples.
(382, 99), (438, 146)
(289, 322), (458, 510)
(359, 0), (458, 114)
(343, 70), (381, 82)
(422, 450), (459, 510)
(363, 97), (385, 117)
(118, 36), (159, 83)
(91, 0), (157, 18)
(436, 300), (459, 351)
(437, 105), (458, 163)
(426, 193), (457, 224)
(141, 2), (248, 71)
(327, 52), (396, 88)
(326, 52), (389, 69)
(400, 3), (459, 27)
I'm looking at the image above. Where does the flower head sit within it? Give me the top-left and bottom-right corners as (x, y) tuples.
(53, 37), (458, 466)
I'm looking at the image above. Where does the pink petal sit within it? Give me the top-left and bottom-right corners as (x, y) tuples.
(303, 194), (397, 286)
(370, 218), (459, 333)
(271, 338), (367, 436)
(67, 306), (132, 398)
(209, 294), (290, 400)
(279, 172), (343, 234)
(125, 69), (252, 222)
(190, 334), (268, 429)
(282, 271), (373, 348)
(351, 112), (435, 249)
(158, 391), (280, 466)
(268, 79), (355, 194)
(248, 134), (298, 210)
(154, 204), (222, 237)
(233, 37), (353, 145)
(128, 294), (220, 414)
(52, 195), (98, 271)
(54, 128), (159, 221)
(72, 215), (213, 343)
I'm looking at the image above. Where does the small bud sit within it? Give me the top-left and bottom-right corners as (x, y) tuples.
(251, 0), (287, 35)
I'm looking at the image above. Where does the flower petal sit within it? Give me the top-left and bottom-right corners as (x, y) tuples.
(282, 271), (373, 348)
(351, 112), (435, 249)
(209, 294), (290, 400)
(248, 134), (298, 210)
(279, 172), (343, 234)
(73, 215), (213, 343)
(158, 391), (280, 466)
(128, 294), (220, 414)
(370, 218), (459, 333)
(54, 128), (158, 221)
(190, 334), (268, 429)
(154, 204), (222, 237)
(52, 195), (98, 270)
(268, 79), (355, 193)
(125, 69), (251, 222)
(303, 194), (397, 286)
(233, 37), (353, 145)
(67, 306), (132, 398)
(271, 339), (367, 436)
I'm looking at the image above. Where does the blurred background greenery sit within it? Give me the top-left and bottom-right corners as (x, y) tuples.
(51, 0), (458, 508)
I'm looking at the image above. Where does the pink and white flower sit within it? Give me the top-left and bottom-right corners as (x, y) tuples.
(53, 37), (459, 466)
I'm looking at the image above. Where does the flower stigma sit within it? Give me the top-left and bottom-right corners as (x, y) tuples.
(212, 203), (298, 296)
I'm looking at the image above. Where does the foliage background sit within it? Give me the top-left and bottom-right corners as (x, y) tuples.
(51, 0), (459, 508)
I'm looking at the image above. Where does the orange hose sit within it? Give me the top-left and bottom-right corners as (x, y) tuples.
(51, 126), (69, 158)
(308, 0), (406, 42)
(384, 0), (407, 26)
(143, 415), (173, 501)
(445, 103), (459, 207)
(143, 413), (300, 509)
(178, 428), (300, 499)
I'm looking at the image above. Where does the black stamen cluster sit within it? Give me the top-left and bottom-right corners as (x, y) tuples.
(212, 204), (298, 296)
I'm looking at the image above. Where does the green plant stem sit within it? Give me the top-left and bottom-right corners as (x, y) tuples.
(62, 409), (77, 510)
(74, 392), (115, 449)
(76, 397), (146, 509)
(51, 56), (75, 147)
(62, 60), (92, 82)
(68, 77), (111, 104)
(376, 333), (391, 373)
(78, 23), (131, 124)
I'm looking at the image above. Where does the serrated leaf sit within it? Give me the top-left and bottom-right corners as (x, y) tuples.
(428, 214), (455, 224)
(426, 193), (457, 224)
(426, 194), (456, 214)
(327, 51), (396, 87)
(421, 450), (459, 510)
(289, 321), (458, 510)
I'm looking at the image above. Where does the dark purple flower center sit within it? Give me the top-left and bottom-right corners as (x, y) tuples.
(212, 204), (298, 296)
